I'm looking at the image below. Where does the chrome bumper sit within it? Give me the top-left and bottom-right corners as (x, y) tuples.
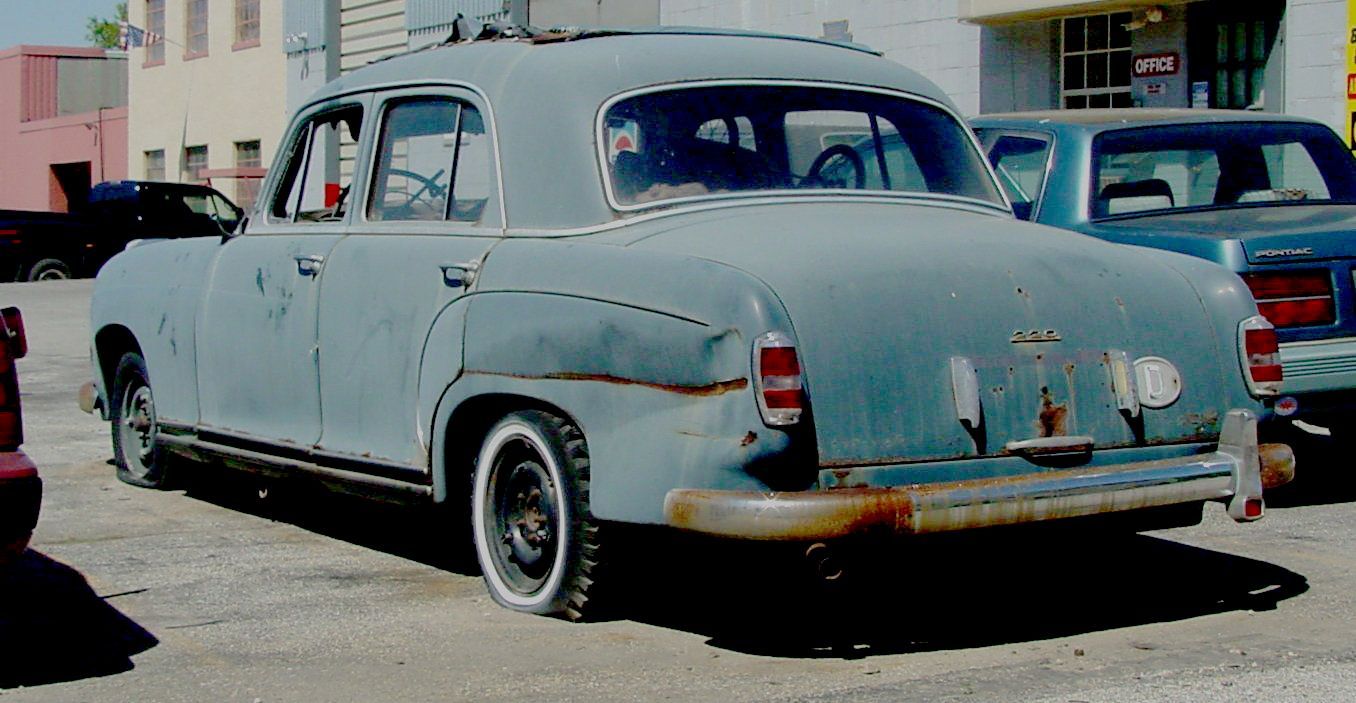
(664, 409), (1295, 541)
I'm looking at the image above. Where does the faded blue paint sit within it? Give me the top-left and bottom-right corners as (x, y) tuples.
(90, 32), (1279, 531)
(973, 109), (1356, 428)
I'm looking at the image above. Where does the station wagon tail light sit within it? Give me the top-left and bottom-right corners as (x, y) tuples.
(1241, 271), (1335, 327)
(754, 331), (804, 426)
(1239, 315), (1282, 397)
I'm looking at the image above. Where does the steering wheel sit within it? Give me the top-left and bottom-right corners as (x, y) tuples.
(804, 144), (866, 189)
(384, 168), (447, 214)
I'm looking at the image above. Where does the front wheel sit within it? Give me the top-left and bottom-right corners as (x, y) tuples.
(110, 352), (173, 489)
(471, 410), (603, 620)
(26, 258), (71, 282)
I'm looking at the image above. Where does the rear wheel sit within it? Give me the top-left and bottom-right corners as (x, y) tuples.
(111, 352), (172, 489)
(471, 410), (603, 620)
(26, 258), (71, 281)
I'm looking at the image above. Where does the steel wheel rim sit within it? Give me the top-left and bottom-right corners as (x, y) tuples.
(35, 268), (67, 281)
(483, 436), (560, 597)
(120, 382), (157, 478)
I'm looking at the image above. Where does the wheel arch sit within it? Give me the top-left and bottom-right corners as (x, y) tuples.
(94, 324), (142, 399)
(431, 391), (583, 506)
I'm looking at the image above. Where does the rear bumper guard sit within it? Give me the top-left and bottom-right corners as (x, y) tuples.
(664, 409), (1294, 540)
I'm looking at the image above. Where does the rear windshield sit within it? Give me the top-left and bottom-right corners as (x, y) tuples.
(601, 85), (1003, 208)
(1091, 122), (1356, 219)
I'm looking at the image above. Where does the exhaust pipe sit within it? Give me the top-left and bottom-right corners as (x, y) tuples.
(804, 542), (844, 582)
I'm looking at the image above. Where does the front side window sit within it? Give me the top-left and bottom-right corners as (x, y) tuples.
(1091, 122), (1356, 219)
(270, 106), (364, 223)
(602, 84), (1001, 209)
(367, 98), (490, 223)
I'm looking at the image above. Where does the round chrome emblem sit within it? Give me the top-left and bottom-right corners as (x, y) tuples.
(1133, 356), (1182, 409)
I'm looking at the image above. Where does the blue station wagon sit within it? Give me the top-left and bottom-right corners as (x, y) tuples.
(84, 28), (1293, 619)
(972, 109), (1356, 438)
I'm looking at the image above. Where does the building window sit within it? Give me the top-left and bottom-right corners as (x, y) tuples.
(1214, 19), (1271, 108)
(186, 0), (209, 57)
(1061, 13), (1133, 109)
(184, 145), (208, 182)
(145, 0), (165, 65)
(145, 150), (166, 181)
(235, 0), (260, 47)
(235, 140), (262, 209)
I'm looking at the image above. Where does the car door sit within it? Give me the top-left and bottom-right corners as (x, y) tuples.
(313, 89), (502, 472)
(195, 98), (370, 447)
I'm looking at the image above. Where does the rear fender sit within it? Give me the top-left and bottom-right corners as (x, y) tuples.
(431, 292), (794, 524)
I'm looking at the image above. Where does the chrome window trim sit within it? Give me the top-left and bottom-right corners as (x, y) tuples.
(593, 79), (1012, 215)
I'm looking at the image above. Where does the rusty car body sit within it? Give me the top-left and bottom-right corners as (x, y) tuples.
(972, 109), (1356, 439)
(84, 27), (1292, 619)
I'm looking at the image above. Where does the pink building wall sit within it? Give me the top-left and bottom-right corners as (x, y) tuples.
(0, 46), (128, 212)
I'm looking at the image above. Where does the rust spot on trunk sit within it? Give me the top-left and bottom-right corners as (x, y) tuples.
(1038, 387), (1068, 438)
(465, 370), (748, 397)
(740, 431), (757, 446)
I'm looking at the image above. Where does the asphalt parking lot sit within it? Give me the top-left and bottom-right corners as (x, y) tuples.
(3, 279), (1356, 702)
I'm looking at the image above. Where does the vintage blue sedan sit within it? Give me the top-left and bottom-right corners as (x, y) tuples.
(84, 28), (1292, 619)
(972, 109), (1356, 438)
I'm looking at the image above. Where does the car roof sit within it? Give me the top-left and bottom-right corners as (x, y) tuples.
(970, 108), (1324, 132)
(298, 27), (965, 230)
(307, 27), (947, 111)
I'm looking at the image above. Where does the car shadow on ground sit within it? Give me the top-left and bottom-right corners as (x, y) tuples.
(173, 466), (1308, 660)
(611, 526), (1309, 658)
(0, 550), (159, 688)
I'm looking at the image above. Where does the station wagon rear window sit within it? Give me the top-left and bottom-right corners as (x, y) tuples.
(601, 84), (1002, 208)
(1091, 122), (1356, 219)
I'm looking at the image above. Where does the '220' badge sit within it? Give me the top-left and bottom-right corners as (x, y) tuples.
(1011, 329), (1061, 343)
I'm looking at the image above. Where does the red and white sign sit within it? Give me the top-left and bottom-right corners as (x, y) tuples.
(1132, 52), (1180, 78)
(1145, 82), (1166, 96)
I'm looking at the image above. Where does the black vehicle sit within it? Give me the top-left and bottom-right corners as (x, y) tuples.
(0, 181), (243, 281)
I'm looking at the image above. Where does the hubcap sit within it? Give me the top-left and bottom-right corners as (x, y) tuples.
(485, 438), (560, 595)
(120, 383), (156, 477)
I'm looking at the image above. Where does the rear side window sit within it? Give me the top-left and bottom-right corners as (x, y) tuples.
(1091, 122), (1356, 219)
(270, 106), (364, 223)
(367, 98), (490, 223)
(987, 135), (1052, 219)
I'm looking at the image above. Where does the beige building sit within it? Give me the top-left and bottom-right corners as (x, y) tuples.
(127, 0), (286, 210)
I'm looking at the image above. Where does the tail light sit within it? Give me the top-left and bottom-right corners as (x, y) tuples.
(0, 307), (24, 450)
(1241, 270), (1335, 327)
(1238, 315), (1281, 397)
(754, 331), (804, 426)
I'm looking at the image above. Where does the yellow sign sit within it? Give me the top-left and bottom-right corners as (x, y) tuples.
(1348, 0), (1356, 147)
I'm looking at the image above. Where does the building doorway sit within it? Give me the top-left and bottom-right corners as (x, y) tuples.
(49, 162), (92, 213)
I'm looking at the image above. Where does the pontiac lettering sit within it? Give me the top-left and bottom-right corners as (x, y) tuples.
(1255, 247), (1314, 258)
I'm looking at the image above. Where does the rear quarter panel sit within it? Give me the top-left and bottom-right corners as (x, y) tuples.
(438, 238), (801, 524)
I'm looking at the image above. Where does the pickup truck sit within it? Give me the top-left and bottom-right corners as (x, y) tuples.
(0, 181), (242, 281)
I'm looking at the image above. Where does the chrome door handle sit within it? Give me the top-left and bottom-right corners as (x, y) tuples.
(440, 260), (479, 288)
(295, 254), (325, 277)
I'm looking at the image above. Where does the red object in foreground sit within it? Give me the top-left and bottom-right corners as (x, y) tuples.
(0, 305), (38, 567)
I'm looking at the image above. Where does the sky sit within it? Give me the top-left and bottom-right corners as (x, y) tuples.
(0, 0), (125, 51)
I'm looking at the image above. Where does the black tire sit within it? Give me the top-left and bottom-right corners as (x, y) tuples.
(25, 258), (72, 282)
(471, 410), (603, 620)
(110, 352), (172, 489)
